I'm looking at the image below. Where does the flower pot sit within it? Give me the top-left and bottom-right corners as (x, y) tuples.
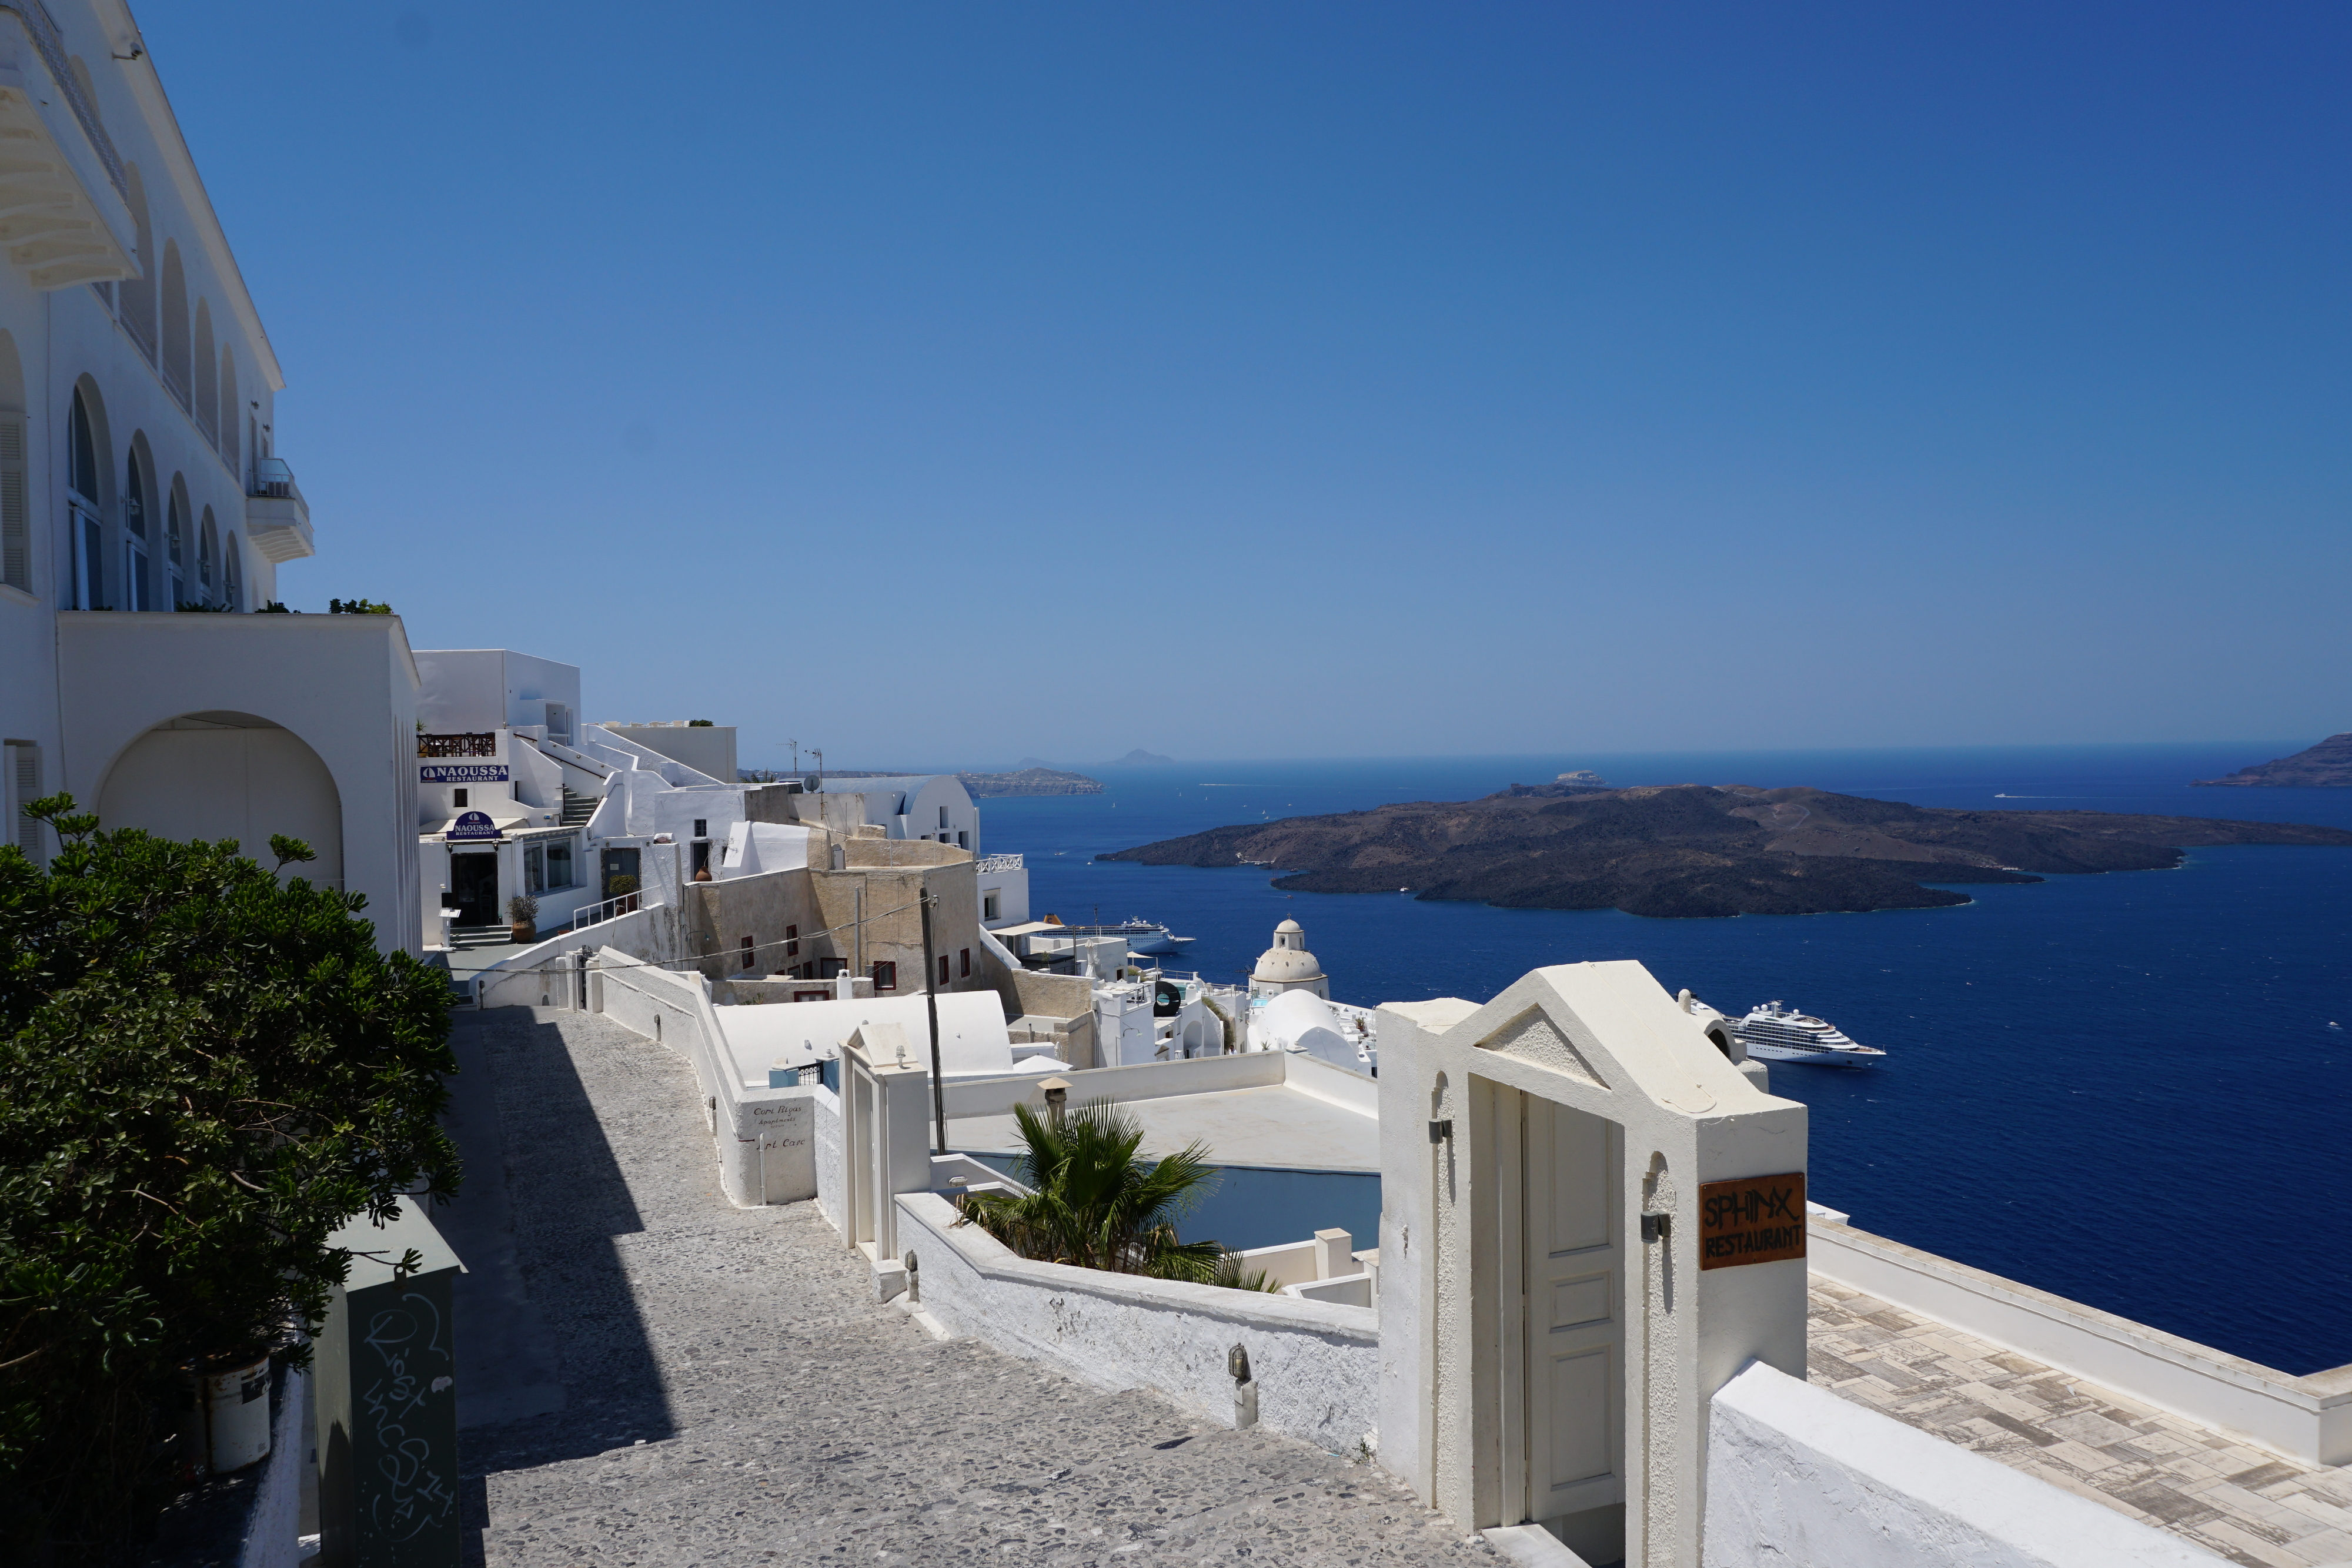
(177, 1353), (272, 1477)
(510, 921), (536, 945)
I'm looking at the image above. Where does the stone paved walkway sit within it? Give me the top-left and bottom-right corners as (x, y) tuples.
(1809, 1278), (2352, 1567)
(451, 1008), (1492, 1566)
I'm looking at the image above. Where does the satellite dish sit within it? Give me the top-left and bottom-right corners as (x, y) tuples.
(803, 775), (823, 794)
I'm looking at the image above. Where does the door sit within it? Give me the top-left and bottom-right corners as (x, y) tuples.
(1525, 1096), (1624, 1530)
(600, 846), (640, 899)
(449, 852), (498, 926)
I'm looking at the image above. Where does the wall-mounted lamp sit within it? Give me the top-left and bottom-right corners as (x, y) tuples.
(1427, 1118), (1454, 1145)
(1641, 1213), (1673, 1244)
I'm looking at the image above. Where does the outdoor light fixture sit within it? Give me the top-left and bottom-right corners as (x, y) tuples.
(1428, 1118), (1453, 1144)
(1641, 1213), (1673, 1243)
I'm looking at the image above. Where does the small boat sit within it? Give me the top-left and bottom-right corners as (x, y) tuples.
(1733, 1001), (1886, 1067)
(1049, 919), (1196, 956)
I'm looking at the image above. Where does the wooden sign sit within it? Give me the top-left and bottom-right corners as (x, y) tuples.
(1697, 1172), (1806, 1270)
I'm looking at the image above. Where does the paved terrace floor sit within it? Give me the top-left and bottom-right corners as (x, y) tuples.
(1808, 1278), (2352, 1567)
(443, 1009), (1490, 1566)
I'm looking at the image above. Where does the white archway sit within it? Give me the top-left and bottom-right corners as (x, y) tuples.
(97, 712), (345, 887)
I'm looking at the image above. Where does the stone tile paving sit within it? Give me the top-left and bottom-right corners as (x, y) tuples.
(1809, 1278), (2352, 1567)
(455, 1008), (1494, 1566)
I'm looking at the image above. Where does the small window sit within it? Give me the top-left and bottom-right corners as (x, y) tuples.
(983, 892), (1000, 921)
(939, 805), (949, 829)
(740, 936), (755, 971)
(957, 831), (968, 849)
(872, 961), (897, 992)
(938, 955), (951, 987)
(453, 788), (468, 808)
(693, 818), (708, 838)
(784, 924), (799, 957)
(959, 948), (970, 978)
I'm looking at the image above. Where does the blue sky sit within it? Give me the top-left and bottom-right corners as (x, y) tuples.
(146, 3), (2349, 769)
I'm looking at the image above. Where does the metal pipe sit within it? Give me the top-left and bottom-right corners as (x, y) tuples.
(921, 887), (948, 1154)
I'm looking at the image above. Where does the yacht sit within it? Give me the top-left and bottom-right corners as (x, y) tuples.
(1733, 1001), (1886, 1067)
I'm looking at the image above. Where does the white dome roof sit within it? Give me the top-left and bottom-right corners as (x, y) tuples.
(1275, 918), (1303, 934)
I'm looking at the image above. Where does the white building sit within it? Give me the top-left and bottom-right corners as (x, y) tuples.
(1249, 917), (1329, 1001)
(822, 775), (981, 854)
(0, 3), (420, 955)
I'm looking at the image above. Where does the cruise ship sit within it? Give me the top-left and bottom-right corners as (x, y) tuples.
(1733, 1001), (1886, 1066)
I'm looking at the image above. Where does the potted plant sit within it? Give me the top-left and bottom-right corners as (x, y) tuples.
(607, 873), (639, 914)
(507, 892), (539, 945)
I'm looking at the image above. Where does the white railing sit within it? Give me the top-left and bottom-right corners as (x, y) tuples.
(974, 854), (1023, 873)
(570, 889), (654, 931)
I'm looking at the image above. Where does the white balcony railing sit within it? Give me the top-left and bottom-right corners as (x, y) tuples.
(974, 853), (1023, 874)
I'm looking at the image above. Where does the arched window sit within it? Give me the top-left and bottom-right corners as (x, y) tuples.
(198, 507), (217, 600)
(160, 242), (190, 409)
(0, 329), (24, 594)
(223, 533), (241, 611)
(68, 389), (99, 502)
(193, 300), (216, 442)
(66, 385), (106, 609)
(218, 350), (239, 473)
(165, 486), (185, 607)
(122, 444), (151, 611)
(119, 164), (156, 358)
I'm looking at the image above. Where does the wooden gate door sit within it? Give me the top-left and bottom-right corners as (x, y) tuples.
(1523, 1094), (1625, 1531)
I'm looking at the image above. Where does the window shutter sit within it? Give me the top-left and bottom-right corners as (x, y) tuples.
(11, 744), (40, 860)
(0, 417), (26, 592)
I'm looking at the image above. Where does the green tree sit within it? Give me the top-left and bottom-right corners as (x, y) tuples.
(960, 1098), (1231, 1282)
(0, 798), (460, 1563)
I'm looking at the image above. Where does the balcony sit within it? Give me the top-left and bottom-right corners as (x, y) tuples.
(0, 4), (138, 290)
(244, 458), (314, 563)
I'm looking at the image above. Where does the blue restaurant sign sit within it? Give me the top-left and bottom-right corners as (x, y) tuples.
(422, 763), (509, 784)
(447, 810), (502, 841)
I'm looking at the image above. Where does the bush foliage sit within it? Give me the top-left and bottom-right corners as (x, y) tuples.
(0, 798), (460, 1562)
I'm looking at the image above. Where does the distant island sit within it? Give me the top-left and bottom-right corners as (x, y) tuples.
(956, 767), (1105, 798)
(2194, 733), (2352, 788)
(1013, 749), (1175, 769)
(1101, 783), (2352, 918)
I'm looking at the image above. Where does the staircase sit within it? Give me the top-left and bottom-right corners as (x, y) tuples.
(560, 786), (599, 827)
(450, 924), (512, 950)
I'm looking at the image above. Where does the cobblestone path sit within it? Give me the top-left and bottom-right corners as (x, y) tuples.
(452, 1009), (1491, 1566)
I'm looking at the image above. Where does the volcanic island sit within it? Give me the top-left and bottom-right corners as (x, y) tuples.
(1099, 781), (2352, 918)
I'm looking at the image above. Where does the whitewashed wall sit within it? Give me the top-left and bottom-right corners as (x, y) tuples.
(1704, 1362), (2219, 1568)
(896, 1192), (1378, 1452)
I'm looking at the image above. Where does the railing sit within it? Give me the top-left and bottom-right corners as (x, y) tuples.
(0, 3), (131, 201)
(251, 457), (298, 500)
(974, 854), (1024, 874)
(159, 355), (189, 412)
(570, 891), (649, 931)
(418, 733), (497, 758)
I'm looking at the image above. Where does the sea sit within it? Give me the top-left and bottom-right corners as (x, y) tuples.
(977, 743), (2352, 1376)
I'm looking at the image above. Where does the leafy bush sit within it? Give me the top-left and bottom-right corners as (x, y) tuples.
(507, 892), (539, 924)
(0, 798), (459, 1562)
(326, 597), (393, 615)
(959, 1099), (1231, 1282)
(606, 875), (639, 897)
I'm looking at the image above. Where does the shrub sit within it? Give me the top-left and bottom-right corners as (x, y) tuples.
(959, 1099), (1229, 1283)
(0, 798), (459, 1562)
(326, 597), (393, 615)
(507, 892), (540, 924)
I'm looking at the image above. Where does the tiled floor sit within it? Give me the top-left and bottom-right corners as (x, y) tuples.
(1808, 1278), (2352, 1567)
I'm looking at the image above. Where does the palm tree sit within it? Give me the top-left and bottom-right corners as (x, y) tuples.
(960, 1098), (1231, 1283)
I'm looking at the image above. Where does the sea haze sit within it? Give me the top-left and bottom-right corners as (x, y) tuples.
(980, 743), (2352, 1375)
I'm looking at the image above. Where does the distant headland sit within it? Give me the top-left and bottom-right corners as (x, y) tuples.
(2194, 733), (2352, 788)
(1101, 783), (2352, 918)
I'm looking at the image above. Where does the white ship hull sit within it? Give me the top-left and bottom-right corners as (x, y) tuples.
(1733, 1001), (1886, 1068)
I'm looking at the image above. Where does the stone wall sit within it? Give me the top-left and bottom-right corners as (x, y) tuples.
(896, 1192), (1379, 1453)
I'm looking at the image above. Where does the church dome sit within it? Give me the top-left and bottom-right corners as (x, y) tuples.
(1252, 918), (1325, 984)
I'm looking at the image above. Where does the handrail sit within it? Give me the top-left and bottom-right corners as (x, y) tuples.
(0, 3), (131, 201)
(973, 853), (1024, 873)
(249, 456), (298, 500)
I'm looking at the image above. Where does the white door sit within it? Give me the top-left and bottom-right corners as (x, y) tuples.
(1525, 1095), (1624, 1524)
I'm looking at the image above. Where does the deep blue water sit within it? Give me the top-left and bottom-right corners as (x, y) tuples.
(980, 745), (2352, 1374)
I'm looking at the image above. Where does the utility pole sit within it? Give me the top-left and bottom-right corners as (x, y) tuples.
(920, 887), (948, 1154)
(853, 882), (865, 981)
(788, 737), (799, 774)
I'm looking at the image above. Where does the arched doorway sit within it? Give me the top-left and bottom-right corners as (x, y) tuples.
(97, 712), (343, 887)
